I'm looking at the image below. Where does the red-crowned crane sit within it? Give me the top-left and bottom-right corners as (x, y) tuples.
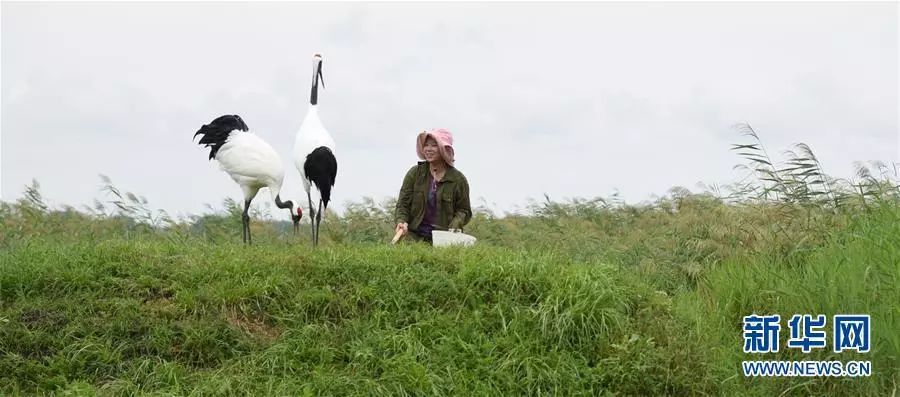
(293, 54), (336, 246)
(194, 114), (302, 244)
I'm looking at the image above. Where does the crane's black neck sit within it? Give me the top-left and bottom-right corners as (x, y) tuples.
(309, 62), (323, 106)
(275, 195), (293, 210)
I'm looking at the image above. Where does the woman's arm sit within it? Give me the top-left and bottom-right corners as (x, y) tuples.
(395, 166), (417, 224)
(449, 176), (472, 230)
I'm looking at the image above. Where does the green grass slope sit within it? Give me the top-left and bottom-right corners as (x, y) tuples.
(1, 202), (896, 395)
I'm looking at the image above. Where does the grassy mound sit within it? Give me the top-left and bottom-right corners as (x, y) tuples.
(1, 203), (896, 395)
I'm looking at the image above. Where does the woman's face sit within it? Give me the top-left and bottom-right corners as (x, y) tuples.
(423, 136), (440, 163)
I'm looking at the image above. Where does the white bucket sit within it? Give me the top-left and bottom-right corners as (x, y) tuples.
(432, 230), (477, 247)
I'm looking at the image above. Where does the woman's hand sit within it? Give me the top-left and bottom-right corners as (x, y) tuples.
(395, 222), (408, 235)
(391, 222), (409, 245)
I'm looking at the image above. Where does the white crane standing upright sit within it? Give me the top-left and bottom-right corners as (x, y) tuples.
(194, 114), (302, 244)
(293, 53), (337, 246)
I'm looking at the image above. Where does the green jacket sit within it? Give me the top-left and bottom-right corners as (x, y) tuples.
(395, 162), (472, 232)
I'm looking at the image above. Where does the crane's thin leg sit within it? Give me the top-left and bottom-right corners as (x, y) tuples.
(315, 199), (324, 246)
(243, 199), (252, 245)
(307, 190), (315, 245)
(241, 203), (247, 244)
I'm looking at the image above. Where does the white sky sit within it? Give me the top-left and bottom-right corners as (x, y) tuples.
(2, 2), (898, 218)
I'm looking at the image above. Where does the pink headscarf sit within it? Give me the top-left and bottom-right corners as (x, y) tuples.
(416, 128), (455, 166)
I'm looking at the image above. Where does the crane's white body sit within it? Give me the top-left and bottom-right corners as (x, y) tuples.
(217, 130), (285, 202)
(292, 53), (335, 246)
(293, 106), (335, 194)
(194, 113), (298, 244)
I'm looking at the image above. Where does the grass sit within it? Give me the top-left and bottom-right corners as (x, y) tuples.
(1, 241), (705, 395)
(678, 203), (900, 396)
(1, 202), (897, 395)
(1, 130), (898, 395)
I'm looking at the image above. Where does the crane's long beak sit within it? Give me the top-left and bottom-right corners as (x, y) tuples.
(317, 62), (325, 90)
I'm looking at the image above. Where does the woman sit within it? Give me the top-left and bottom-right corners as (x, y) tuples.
(394, 128), (472, 244)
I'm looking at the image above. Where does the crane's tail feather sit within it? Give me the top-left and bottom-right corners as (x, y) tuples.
(303, 146), (337, 209)
(194, 115), (249, 160)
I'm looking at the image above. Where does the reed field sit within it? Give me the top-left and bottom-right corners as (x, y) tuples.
(2, 129), (898, 396)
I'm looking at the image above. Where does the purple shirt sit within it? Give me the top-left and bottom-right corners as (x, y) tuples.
(418, 177), (438, 237)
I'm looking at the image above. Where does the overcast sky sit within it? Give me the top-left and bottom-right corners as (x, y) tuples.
(2, 2), (898, 218)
